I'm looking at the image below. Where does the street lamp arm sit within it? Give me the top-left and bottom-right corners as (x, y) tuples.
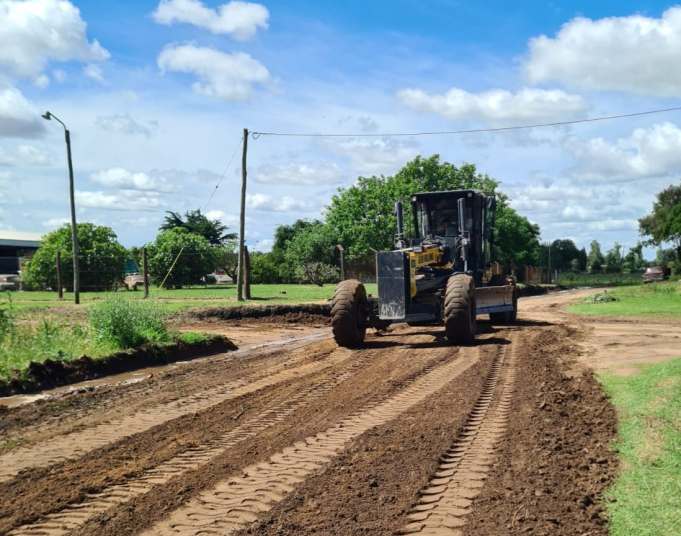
(42, 110), (68, 131)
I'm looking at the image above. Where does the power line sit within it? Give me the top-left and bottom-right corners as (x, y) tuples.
(251, 105), (681, 138)
(202, 134), (243, 212)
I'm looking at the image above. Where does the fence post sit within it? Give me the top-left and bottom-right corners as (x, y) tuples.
(143, 247), (149, 299)
(56, 251), (63, 300)
(337, 244), (345, 280)
(243, 245), (251, 299)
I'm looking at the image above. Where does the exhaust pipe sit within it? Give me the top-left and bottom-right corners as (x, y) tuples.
(395, 201), (405, 248)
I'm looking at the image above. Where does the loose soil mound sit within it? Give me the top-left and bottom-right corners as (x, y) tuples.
(0, 336), (236, 396)
(186, 303), (331, 325)
(464, 326), (618, 536)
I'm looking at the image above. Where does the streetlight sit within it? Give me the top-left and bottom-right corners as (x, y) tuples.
(42, 111), (80, 304)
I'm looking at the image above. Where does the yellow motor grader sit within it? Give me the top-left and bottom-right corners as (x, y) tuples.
(330, 190), (517, 347)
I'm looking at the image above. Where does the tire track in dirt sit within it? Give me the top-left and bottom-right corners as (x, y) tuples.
(142, 346), (482, 536)
(395, 335), (519, 536)
(6, 348), (377, 536)
(0, 344), (349, 484)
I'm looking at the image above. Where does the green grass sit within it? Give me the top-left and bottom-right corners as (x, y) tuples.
(556, 272), (646, 287)
(600, 358), (681, 536)
(6, 283), (377, 314)
(569, 282), (681, 318)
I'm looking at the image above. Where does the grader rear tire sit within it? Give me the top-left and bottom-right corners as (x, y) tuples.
(331, 279), (368, 348)
(444, 274), (476, 344)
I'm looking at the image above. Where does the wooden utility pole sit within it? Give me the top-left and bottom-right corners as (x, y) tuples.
(237, 128), (248, 301)
(56, 251), (63, 300)
(142, 247), (149, 298)
(243, 245), (251, 299)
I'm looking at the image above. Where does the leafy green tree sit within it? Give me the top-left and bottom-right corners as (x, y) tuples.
(655, 248), (677, 267)
(577, 247), (588, 271)
(146, 228), (216, 288)
(623, 243), (646, 273)
(493, 205), (541, 267)
(604, 242), (624, 273)
(213, 243), (238, 282)
(284, 222), (338, 267)
(539, 239), (581, 271)
(23, 223), (126, 291)
(639, 184), (681, 262)
(249, 252), (282, 283)
(587, 240), (605, 273)
(161, 209), (236, 245)
(294, 262), (340, 286)
(270, 219), (321, 282)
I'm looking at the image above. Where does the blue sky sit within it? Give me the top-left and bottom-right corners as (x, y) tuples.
(2, 0), (681, 257)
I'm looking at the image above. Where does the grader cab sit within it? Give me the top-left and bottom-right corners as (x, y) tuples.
(330, 190), (517, 347)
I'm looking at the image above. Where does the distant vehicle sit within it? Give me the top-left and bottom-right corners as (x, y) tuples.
(123, 273), (146, 290)
(642, 266), (668, 283)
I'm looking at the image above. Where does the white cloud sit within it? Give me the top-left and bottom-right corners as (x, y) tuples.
(567, 122), (681, 180)
(246, 192), (313, 212)
(526, 7), (681, 96)
(0, 0), (109, 79)
(42, 216), (69, 228)
(158, 44), (269, 100)
(328, 137), (419, 176)
(254, 162), (343, 186)
(76, 190), (164, 211)
(83, 63), (104, 83)
(90, 168), (174, 192)
(0, 144), (50, 166)
(34, 74), (50, 88)
(398, 87), (586, 123)
(205, 210), (238, 226)
(153, 0), (269, 41)
(0, 86), (45, 138)
(253, 238), (273, 251)
(95, 114), (157, 137)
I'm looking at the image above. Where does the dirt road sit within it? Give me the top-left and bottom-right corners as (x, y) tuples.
(0, 293), (619, 535)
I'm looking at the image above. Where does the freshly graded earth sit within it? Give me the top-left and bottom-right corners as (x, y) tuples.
(1, 291), (658, 536)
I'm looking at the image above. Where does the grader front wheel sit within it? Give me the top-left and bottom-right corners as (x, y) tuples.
(444, 274), (477, 344)
(331, 279), (368, 348)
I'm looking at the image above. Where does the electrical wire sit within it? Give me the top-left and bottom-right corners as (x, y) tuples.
(202, 134), (243, 212)
(251, 105), (681, 138)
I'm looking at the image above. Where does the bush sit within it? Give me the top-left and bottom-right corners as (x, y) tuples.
(22, 223), (127, 291)
(295, 262), (340, 286)
(146, 228), (216, 288)
(89, 296), (169, 349)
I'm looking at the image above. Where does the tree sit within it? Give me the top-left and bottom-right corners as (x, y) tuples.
(587, 240), (605, 273)
(213, 243), (238, 282)
(161, 209), (236, 245)
(639, 184), (681, 262)
(493, 205), (541, 267)
(284, 221), (340, 283)
(604, 242), (624, 273)
(270, 219), (321, 282)
(325, 155), (529, 264)
(577, 247), (588, 271)
(146, 228), (216, 288)
(623, 243), (646, 273)
(249, 252), (282, 283)
(23, 223), (126, 291)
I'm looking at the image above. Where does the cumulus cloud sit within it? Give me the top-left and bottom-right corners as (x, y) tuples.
(76, 190), (164, 211)
(83, 63), (105, 83)
(153, 0), (269, 40)
(567, 122), (681, 180)
(205, 209), (238, 226)
(0, 86), (45, 138)
(398, 87), (587, 124)
(42, 217), (70, 228)
(526, 7), (681, 96)
(90, 168), (174, 192)
(327, 137), (420, 176)
(0, 144), (50, 166)
(158, 44), (269, 100)
(254, 162), (343, 186)
(246, 192), (314, 212)
(95, 114), (158, 137)
(0, 0), (109, 80)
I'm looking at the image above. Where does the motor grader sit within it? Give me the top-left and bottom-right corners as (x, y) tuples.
(330, 189), (517, 347)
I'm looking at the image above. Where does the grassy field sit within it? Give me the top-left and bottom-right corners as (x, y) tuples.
(5, 283), (378, 314)
(601, 358), (681, 536)
(569, 282), (681, 317)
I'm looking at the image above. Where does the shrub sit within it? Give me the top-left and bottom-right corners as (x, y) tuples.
(89, 296), (169, 349)
(22, 223), (127, 291)
(295, 262), (340, 286)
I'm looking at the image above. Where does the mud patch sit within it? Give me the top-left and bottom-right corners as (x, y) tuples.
(184, 303), (330, 325)
(463, 326), (618, 536)
(0, 336), (236, 396)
